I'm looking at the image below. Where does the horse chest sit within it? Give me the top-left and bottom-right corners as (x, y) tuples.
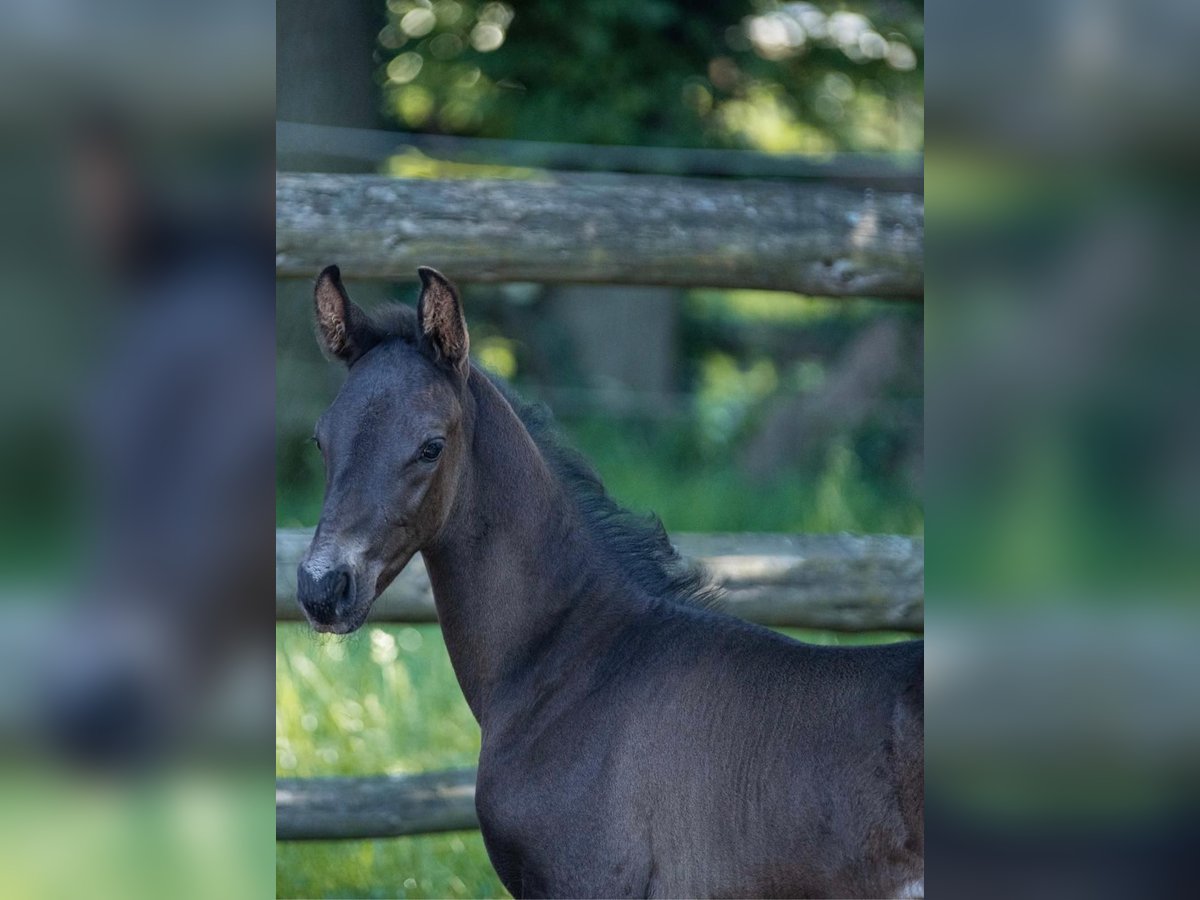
(474, 749), (618, 844)
(475, 749), (655, 898)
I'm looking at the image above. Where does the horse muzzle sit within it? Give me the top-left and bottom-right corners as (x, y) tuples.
(296, 562), (370, 634)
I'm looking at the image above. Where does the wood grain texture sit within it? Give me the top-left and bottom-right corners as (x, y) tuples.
(277, 768), (479, 840)
(276, 172), (923, 298)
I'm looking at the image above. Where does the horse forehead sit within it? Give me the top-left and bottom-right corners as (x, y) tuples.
(337, 345), (455, 420)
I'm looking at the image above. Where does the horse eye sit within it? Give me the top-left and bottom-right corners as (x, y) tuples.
(310, 434), (321, 451)
(420, 439), (444, 462)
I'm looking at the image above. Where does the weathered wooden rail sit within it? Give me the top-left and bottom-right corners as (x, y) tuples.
(277, 529), (924, 633)
(276, 172), (923, 298)
(278, 769), (479, 841)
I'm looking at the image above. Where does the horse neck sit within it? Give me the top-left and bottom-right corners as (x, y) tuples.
(420, 371), (603, 722)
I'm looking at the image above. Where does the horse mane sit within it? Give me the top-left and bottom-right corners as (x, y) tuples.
(486, 374), (724, 612)
(365, 302), (722, 611)
(364, 303), (422, 345)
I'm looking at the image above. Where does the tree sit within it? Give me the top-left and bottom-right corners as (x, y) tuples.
(377, 0), (923, 153)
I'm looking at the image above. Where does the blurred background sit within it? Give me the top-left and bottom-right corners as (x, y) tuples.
(0, 1), (274, 899)
(925, 0), (1200, 896)
(275, 1), (923, 897)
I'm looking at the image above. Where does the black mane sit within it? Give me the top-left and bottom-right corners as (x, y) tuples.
(364, 302), (422, 346)
(364, 301), (721, 610)
(486, 373), (723, 612)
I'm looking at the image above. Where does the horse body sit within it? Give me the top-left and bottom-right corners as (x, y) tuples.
(477, 622), (922, 898)
(426, 375), (922, 900)
(298, 266), (923, 899)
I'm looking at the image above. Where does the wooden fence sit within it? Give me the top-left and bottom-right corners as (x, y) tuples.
(275, 164), (923, 842)
(278, 769), (479, 841)
(276, 171), (923, 298)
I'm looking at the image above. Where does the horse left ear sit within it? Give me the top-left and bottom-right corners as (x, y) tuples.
(416, 267), (469, 378)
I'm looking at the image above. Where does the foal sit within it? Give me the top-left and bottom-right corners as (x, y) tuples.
(297, 266), (923, 899)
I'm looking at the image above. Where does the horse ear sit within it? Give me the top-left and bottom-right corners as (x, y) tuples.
(313, 265), (378, 365)
(416, 267), (469, 377)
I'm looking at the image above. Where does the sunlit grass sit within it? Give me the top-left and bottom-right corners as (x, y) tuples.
(276, 623), (501, 899)
(277, 625), (479, 779)
(277, 832), (504, 900)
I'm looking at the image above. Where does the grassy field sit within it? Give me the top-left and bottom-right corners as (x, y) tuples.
(276, 623), (500, 899)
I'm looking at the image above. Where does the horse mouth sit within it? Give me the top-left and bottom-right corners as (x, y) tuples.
(304, 601), (372, 635)
(312, 620), (359, 635)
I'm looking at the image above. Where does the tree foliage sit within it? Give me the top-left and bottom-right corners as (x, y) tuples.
(378, 1), (923, 152)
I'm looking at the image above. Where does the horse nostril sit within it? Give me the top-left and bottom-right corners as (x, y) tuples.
(332, 568), (352, 607)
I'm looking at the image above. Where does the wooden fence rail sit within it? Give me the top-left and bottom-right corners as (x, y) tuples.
(276, 172), (923, 298)
(277, 529), (923, 633)
(277, 769), (479, 841)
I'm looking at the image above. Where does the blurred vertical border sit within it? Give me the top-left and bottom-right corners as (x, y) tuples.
(926, 0), (1200, 895)
(0, 2), (275, 899)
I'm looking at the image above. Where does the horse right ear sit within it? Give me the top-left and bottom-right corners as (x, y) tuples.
(313, 265), (378, 365)
(416, 266), (469, 380)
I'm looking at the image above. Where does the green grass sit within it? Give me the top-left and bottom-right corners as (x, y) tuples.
(276, 833), (502, 900)
(276, 624), (502, 899)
